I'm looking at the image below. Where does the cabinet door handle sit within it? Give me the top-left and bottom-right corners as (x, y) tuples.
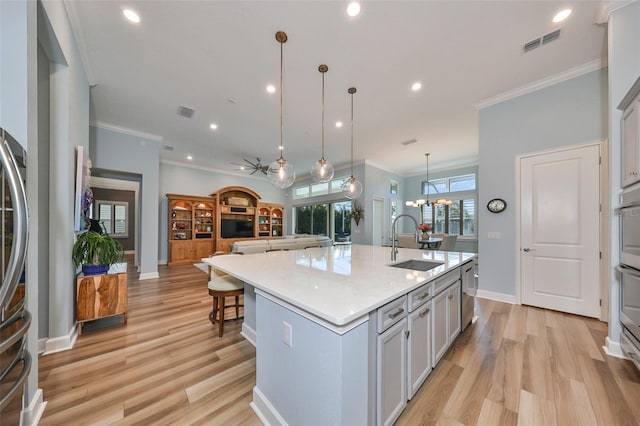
(448, 294), (453, 300)
(418, 292), (430, 300)
(388, 308), (405, 319)
(419, 308), (430, 318)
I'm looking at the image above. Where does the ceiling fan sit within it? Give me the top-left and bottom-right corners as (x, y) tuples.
(232, 157), (269, 175)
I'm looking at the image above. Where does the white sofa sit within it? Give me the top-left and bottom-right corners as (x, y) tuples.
(231, 235), (333, 254)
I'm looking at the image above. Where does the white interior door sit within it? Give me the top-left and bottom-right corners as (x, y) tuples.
(520, 144), (600, 318)
(373, 196), (385, 247)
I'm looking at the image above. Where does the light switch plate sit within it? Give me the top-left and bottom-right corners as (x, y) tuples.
(488, 232), (501, 240)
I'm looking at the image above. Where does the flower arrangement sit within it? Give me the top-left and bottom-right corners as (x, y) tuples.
(418, 223), (432, 232)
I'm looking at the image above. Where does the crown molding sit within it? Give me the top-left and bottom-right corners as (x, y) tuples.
(364, 159), (401, 176)
(92, 121), (163, 141)
(596, 0), (637, 24)
(475, 58), (607, 110)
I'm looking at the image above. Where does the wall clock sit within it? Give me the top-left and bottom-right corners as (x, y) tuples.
(487, 198), (507, 213)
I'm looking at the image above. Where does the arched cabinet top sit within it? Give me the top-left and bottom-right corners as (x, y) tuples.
(211, 186), (261, 207)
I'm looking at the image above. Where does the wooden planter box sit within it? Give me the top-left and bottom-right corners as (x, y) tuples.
(76, 272), (127, 334)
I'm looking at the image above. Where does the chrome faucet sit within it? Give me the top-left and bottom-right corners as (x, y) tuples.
(391, 214), (419, 261)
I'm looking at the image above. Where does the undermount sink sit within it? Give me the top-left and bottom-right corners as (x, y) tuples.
(388, 259), (444, 272)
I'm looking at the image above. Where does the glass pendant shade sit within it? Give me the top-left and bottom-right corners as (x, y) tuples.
(343, 87), (362, 199)
(341, 176), (362, 199)
(312, 64), (334, 183)
(269, 30), (295, 189)
(311, 158), (334, 183)
(267, 158), (296, 189)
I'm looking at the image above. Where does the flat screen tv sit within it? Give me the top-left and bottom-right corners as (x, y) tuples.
(221, 218), (254, 238)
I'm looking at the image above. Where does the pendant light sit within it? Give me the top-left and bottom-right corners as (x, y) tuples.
(341, 87), (363, 199)
(310, 64), (335, 183)
(406, 153), (452, 207)
(267, 31), (296, 189)
(406, 153), (430, 208)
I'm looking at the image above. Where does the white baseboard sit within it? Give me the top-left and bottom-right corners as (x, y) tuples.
(43, 325), (77, 355)
(251, 386), (287, 426)
(604, 336), (626, 359)
(158, 259), (167, 265)
(138, 271), (160, 280)
(37, 338), (46, 354)
(241, 323), (256, 347)
(475, 289), (517, 304)
(21, 388), (47, 426)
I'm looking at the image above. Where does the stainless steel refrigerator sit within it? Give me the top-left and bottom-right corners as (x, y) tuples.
(0, 128), (31, 425)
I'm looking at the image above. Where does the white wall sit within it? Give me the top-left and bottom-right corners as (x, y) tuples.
(478, 68), (608, 297)
(361, 162), (406, 246)
(1, 0), (91, 417)
(0, 0), (40, 412)
(158, 162), (287, 262)
(607, 2), (640, 346)
(90, 125), (160, 278)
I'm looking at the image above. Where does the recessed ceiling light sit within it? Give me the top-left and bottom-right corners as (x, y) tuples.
(553, 8), (572, 23)
(210, 123), (218, 130)
(240, 166), (245, 170)
(266, 85), (276, 94)
(412, 82), (422, 91)
(336, 121), (343, 128)
(122, 9), (141, 23)
(187, 155), (193, 160)
(347, 2), (360, 17)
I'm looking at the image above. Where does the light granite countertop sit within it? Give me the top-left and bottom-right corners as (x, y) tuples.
(204, 244), (476, 327)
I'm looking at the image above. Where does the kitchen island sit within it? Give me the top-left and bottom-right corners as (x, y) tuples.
(204, 244), (476, 426)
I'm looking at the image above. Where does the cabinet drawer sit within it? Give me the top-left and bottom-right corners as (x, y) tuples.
(408, 282), (433, 312)
(377, 296), (407, 333)
(433, 270), (460, 295)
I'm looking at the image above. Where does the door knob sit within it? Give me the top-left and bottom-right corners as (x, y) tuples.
(523, 248), (532, 252)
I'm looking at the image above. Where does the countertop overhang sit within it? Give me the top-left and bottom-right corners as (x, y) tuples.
(204, 244), (476, 328)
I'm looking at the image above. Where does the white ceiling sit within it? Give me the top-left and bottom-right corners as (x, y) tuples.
(66, 1), (609, 179)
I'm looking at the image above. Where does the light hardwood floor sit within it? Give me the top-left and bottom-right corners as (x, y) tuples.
(39, 260), (640, 425)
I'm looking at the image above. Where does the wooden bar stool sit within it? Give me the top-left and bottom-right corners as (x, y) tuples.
(208, 253), (244, 337)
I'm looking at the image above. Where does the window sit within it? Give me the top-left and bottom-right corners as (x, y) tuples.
(95, 201), (128, 237)
(294, 201), (352, 243)
(294, 186), (310, 199)
(311, 182), (329, 197)
(422, 173), (475, 195)
(420, 172), (476, 238)
(294, 204), (328, 235)
(293, 176), (349, 199)
(334, 201), (352, 243)
(422, 199), (475, 237)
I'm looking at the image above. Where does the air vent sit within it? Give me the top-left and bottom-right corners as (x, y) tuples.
(542, 29), (561, 45)
(163, 145), (174, 151)
(177, 105), (195, 119)
(524, 29), (561, 53)
(401, 138), (418, 146)
(524, 38), (541, 52)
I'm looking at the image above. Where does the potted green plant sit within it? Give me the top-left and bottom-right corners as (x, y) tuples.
(72, 230), (124, 275)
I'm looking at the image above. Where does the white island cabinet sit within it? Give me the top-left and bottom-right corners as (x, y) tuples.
(433, 271), (461, 366)
(205, 244), (476, 426)
(376, 296), (408, 426)
(407, 281), (434, 400)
